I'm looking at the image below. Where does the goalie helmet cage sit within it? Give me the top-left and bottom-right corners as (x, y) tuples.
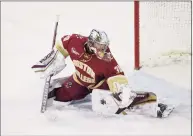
(134, 1), (191, 70)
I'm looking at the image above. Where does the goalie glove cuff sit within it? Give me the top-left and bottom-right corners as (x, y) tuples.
(107, 75), (137, 108)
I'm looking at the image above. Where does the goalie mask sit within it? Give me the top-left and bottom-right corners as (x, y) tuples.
(87, 29), (110, 60)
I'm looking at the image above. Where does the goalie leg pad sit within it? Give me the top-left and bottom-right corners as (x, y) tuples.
(92, 89), (119, 114)
(130, 92), (157, 107)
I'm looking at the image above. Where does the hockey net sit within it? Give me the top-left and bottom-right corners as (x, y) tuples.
(134, 1), (191, 69)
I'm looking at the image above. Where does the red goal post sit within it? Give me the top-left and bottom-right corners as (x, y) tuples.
(134, 1), (191, 70)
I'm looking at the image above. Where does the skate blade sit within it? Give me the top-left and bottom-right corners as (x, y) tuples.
(162, 106), (175, 118)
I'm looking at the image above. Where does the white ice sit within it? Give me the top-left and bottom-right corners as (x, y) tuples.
(1, 2), (191, 135)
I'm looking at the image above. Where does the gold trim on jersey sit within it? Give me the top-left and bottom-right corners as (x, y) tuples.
(88, 79), (105, 89)
(55, 42), (69, 58)
(73, 73), (106, 90)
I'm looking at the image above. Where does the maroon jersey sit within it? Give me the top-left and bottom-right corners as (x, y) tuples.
(61, 34), (124, 88)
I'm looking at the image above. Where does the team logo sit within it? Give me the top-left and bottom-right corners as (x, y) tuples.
(83, 53), (91, 59)
(65, 82), (72, 88)
(100, 99), (106, 105)
(79, 53), (92, 62)
(71, 47), (80, 56)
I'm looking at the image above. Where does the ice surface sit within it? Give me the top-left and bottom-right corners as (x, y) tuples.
(1, 2), (191, 135)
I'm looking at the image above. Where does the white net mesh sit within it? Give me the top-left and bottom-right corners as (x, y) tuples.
(139, 1), (191, 67)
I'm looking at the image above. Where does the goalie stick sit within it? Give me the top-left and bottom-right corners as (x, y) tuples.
(41, 15), (60, 113)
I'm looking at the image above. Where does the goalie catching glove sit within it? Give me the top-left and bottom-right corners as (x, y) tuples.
(31, 42), (68, 79)
(107, 75), (137, 109)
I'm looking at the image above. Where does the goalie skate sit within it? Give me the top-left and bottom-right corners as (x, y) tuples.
(157, 103), (175, 118)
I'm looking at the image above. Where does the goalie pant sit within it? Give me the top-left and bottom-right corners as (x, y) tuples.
(49, 75), (110, 102)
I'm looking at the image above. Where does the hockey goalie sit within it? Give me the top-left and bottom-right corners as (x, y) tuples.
(32, 29), (173, 118)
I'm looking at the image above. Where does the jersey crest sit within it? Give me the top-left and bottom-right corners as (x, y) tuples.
(79, 53), (92, 63)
